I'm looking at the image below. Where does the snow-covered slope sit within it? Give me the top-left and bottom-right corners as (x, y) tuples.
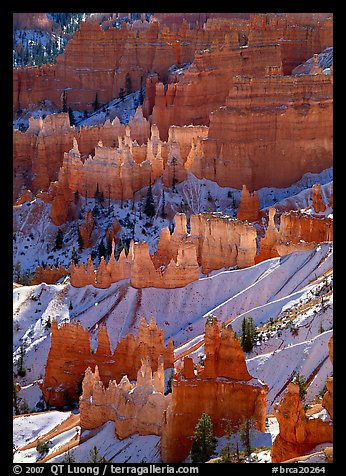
(13, 242), (333, 412)
(13, 168), (333, 275)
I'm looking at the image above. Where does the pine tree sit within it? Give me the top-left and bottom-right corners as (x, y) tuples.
(68, 107), (75, 126)
(161, 188), (167, 218)
(190, 413), (217, 463)
(125, 72), (132, 95)
(55, 228), (64, 250)
(88, 445), (106, 463)
(94, 183), (100, 202)
(143, 176), (155, 219)
(74, 189), (80, 205)
(219, 421), (239, 463)
(240, 316), (256, 352)
(106, 237), (113, 257)
(98, 239), (106, 261)
(62, 447), (76, 463)
(293, 372), (307, 401)
(77, 225), (84, 249)
(171, 156), (178, 192)
(119, 87), (125, 101)
(239, 417), (256, 456)
(92, 93), (99, 112)
(71, 247), (79, 265)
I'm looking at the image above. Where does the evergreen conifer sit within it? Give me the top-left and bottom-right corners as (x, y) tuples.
(190, 413), (217, 463)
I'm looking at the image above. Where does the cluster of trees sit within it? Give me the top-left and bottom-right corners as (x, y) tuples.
(240, 316), (256, 352)
(13, 32), (66, 67)
(13, 13), (87, 68)
(190, 412), (258, 463)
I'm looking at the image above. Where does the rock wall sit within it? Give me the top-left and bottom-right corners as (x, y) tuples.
(67, 212), (258, 289)
(13, 17), (247, 113)
(78, 211), (95, 249)
(247, 13), (333, 74)
(190, 72), (333, 190)
(13, 114), (74, 200)
(190, 212), (257, 272)
(160, 319), (268, 463)
(13, 112), (151, 202)
(54, 123), (206, 206)
(42, 317), (174, 407)
(279, 211), (333, 246)
(151, 42), (283, 141)
(79, 359), (169, 438)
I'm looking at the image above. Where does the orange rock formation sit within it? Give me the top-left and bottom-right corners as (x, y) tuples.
(189, 71), (332, 191)
(42, 317), (174, 407)
(14, 17), (250, 114)
(160, 318), (268, 463)
(237, 185), (260, 222)
(13, 114), (74, 200)
(278, 211), (333, 246)
(78, 211), (95, 248)
(66, 212), (258, 290)
(151, 42), (283, 141)
(271, 333), (333, 463)
(271, 382), (333, 463)
(32, 264), (68, 285)
(256, 207), (280, 263)
(189, 212), (257, 272)
(79, 358), (169, 438)
(256, 185), (333, 263)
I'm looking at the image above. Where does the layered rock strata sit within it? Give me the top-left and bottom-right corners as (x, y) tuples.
(52, 123), (207, 211)
(189, 71), (333, 190)
(160, 318), (268, 462)
(151, 42), (283, 141)
(13, 17), (251, 113)
(13, 114), (73, 200)
(41, 317), (174, 407)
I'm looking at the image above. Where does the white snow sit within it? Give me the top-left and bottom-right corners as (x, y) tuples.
(13, 411), (72, 450)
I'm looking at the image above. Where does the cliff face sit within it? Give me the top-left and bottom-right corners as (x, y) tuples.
(14, 13), (331, 116)
(13, 114), (74, 200)
(190, 72), (332, 190)
(42, 317), (174, 407)
(189, 212), (257, 272)
(13, 18), (246, 114)
(278, 211), (333, 246)
(247, 13), (333, 74)
(151, 42), (282, 141)
(160, 319), (268, 463)
(54, 123), (206, 206)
